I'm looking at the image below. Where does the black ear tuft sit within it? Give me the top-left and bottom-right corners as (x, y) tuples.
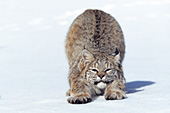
(115, 48), (119, 56)
(111, 48), (120, 56)
(112, 48), (120, 63)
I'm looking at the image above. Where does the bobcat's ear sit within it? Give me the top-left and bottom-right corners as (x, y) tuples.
(82, 49), (94, 64)
(78, 50), (94, 71)
(112, 48), (120, 63)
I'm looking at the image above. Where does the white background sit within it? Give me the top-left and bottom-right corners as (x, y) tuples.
(0, 0), (170, 113)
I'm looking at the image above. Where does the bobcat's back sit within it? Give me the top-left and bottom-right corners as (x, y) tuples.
(65, 9), (125, 67)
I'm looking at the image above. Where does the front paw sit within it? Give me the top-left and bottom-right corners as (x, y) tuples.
(105, 90), (126, 100)
(67, 96), (92, 104)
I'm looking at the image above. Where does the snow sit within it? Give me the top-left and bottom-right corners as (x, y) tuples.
(0, 0), (170, 113)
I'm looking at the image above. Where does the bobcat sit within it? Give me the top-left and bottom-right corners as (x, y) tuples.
(65, 9), (126, 104)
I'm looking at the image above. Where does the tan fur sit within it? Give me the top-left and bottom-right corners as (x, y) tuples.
(65, 9), (126, 104)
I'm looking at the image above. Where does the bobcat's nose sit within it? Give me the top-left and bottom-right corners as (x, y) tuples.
(98, 74), (105, 79)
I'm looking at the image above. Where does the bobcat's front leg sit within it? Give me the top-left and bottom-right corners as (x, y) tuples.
(105, 80), (126, 100)
(67, 76), (92, 104)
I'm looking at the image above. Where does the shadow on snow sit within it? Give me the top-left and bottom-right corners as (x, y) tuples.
(126, 81), (155, 94)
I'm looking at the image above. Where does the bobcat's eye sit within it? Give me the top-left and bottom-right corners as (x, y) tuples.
(91, 69), (98, 72)
(105, 68), (112, 73)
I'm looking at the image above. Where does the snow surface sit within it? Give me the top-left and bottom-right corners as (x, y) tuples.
(0, 0), (170, 113)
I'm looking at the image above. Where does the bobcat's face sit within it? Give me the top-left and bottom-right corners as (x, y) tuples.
(79, 49), (122, 89)
(85, 57), (119, 89)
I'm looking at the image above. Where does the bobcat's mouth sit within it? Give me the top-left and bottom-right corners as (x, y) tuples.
(94, 80), (113, 89)
(94, 80), (113, 85)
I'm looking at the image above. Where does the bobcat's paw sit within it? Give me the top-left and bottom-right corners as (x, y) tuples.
(67, 96), (92, 104)
(105, 90), (126, 100)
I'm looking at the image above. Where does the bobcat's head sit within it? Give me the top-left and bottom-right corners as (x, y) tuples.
(78, 49), (125, 89)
